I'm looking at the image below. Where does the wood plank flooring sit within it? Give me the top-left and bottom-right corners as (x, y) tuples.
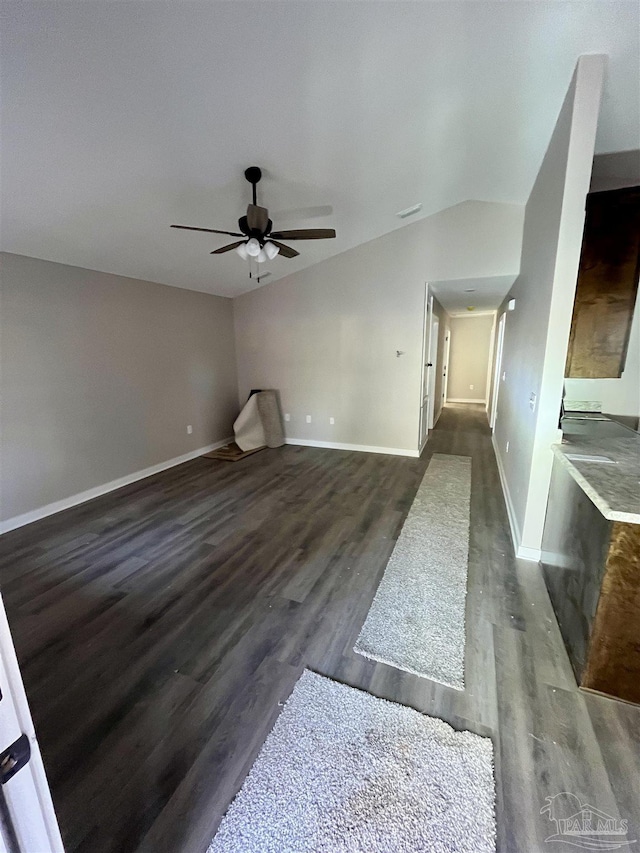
(0, 404), (638, 852)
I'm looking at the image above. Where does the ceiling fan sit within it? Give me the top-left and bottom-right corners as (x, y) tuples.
(171, 166), (336, 263)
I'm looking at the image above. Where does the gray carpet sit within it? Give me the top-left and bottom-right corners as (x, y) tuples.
(354, 453), (471, 689)
(208, 670), (495, 853)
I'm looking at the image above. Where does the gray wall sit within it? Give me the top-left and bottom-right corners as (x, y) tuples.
(233, 200), (523, 454)
(447, 315), (495, 402)
(492, 56), (604, 554)
(0, 253), (238, 523)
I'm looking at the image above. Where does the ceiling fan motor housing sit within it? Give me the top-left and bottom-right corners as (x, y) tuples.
(238, 214), (273, 241)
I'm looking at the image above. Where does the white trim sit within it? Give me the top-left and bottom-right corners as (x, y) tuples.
(427, 313), (440, 430)
(492, 436), (541, 562)
(0, 437), (234, 534)
(484, 313), (497, 414)
(442, 327), (451, 406)
(418, 284), (431, 451)
(447, 397), (488, 404)
(0, 593), (65, 852)
(490, 312), (507, 430)
(517, 544), (542, 561)
(492, 433), (521, 554)
(285, 438), (419, 458)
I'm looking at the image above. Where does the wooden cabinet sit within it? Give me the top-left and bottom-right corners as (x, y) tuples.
(565, 186), (640, 378)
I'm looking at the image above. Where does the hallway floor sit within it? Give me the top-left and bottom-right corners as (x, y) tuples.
(0, 404), (637, 852)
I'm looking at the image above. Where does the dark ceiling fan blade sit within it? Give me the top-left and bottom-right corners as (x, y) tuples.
(210, 241), (245, 254)
(269, 229), (336, 240)
(246, 204), (269, 232)
(171, 224), (244, 237)
(269, 240), (299, 259)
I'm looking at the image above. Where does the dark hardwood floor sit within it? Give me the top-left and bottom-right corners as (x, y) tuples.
(0, 404), (638, 852)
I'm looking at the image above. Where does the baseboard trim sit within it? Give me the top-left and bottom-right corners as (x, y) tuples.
(517, 544), (542, 561)
(491, 436), (541, 563)
(0, 437), (234, 535)
(491, 434), (522, 557)
(447, 397), (488, 404)
(285, 438), (419, 458)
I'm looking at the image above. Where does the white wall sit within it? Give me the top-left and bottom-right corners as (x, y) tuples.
(233, 200), (524, 455)
(492, 55), (605, 559)
(447, 314), (495, 402)
(564, 298), (640, 416)
(0, 253), (238, 527)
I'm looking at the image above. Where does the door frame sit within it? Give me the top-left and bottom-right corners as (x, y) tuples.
(427, 314), (439, 430)
(441, 328), (451, 407)
(419, 285), (431, 452)
(0, 594), (64, 852)
(490, 312), (507, 430)
(419, 284), (440, 452)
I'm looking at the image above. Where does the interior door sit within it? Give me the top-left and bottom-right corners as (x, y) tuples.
(419, 292), (433, 450)
(0, 594), (64, 852)
(427, 316), (439, 429)
(442, 331), (451, 405)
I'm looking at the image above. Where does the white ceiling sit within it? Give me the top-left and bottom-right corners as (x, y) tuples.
(1, 2), (638, 297)
(431, 275), (518, 315)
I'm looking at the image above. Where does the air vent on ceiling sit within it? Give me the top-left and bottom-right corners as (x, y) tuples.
(396, 203), (422, 219)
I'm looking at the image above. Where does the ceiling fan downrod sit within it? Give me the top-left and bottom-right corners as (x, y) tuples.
(244, 166), (262, 207)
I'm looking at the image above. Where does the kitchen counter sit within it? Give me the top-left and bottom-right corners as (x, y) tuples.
(552, 417), (640, 523)
(542, 415), (640, 704)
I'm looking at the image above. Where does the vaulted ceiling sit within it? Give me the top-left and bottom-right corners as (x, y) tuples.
(2, 2), (638, 297)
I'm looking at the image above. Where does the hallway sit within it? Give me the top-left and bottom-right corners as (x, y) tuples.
(0, 405), (637, 852)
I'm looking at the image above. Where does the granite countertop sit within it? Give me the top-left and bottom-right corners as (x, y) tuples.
(553, 418), (640, 524)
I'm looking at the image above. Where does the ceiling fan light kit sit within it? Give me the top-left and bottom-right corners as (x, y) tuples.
(245, 238), (261, 257)
(264, 241), (280, 260)
(171, 166), (336, 277)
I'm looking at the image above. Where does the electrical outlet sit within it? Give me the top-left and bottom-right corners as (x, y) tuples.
(306, 415), (312, 424)
(186, 425), (193, 435)
(502, 371), (506, 381)
(284, 413), (290, 422)
(506, 441), (509, 453)
(329, 417), (335, 425)
(469, 384), (474, 390)
(529, 392), (537, 412)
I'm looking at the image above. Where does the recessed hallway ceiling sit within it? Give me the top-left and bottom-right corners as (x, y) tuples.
(1, 2), (638, 297)
(431, 275), (518, 314)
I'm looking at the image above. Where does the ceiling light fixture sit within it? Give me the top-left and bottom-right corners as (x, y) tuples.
(264, 241), (280, 260)
(236, 238), (280, 264)
(245, 237), (261, 257)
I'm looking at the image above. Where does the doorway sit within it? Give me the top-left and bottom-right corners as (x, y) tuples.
(427, 315), (439, 429)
